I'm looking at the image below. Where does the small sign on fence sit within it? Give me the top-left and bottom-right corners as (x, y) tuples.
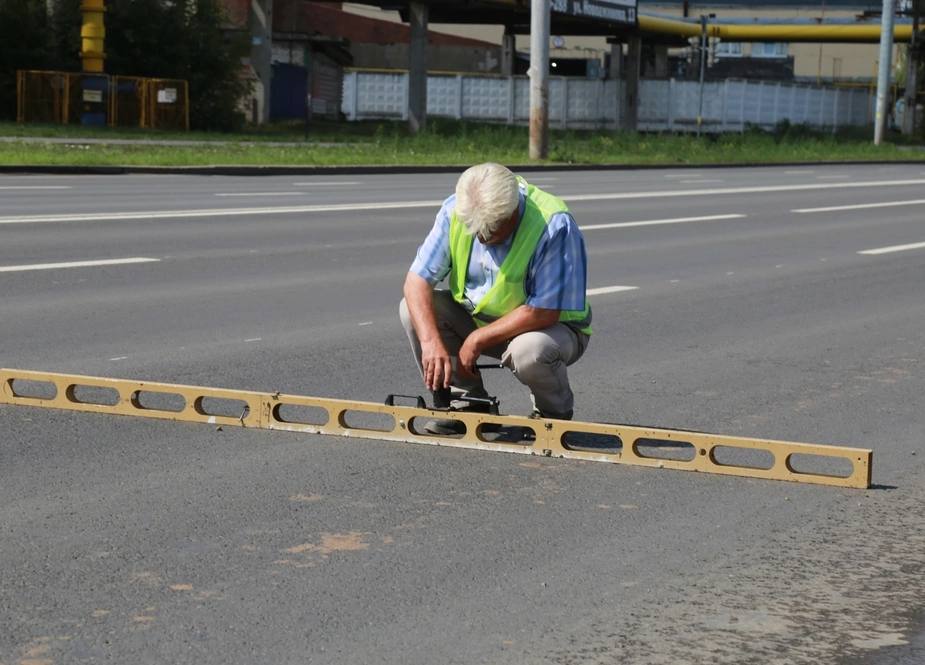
(157, 88), (178, 104)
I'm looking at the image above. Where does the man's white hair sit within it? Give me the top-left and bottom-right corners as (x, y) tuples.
(454, 163), (519, 238)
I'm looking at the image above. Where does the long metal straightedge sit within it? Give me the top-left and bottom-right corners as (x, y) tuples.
(0, 369), (872, 489)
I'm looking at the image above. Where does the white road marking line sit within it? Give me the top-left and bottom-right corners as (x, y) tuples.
(0, 200), (443, 224)
(292, 181), (360, 186)
(244, 337), (262, 342)
(784, 170), (814, 175)
(663, 173), (700, 178)
(858, 241), (925, 255)
(563, 179), (925, 203)
(6, 178), (925, 225)
(0, 257), (160, 272)
(816, 175), (851, 180)
(0, 185), (72, 190)
(358, 321), (374, 326)
(680, 179), (724, 184)
(581, 213), (744, 231)
(109, 356), (128, 361)
(214, 192), (307, 197)
(587, 285), (638, 296)
(793, 199), (925, 213)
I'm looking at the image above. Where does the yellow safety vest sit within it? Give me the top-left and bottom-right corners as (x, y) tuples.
(448, 179), (592, 335)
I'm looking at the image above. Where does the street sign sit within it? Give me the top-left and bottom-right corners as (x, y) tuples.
(551, 0), (637, 26)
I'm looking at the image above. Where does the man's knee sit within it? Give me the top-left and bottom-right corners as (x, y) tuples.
(506, 331), (560, 379)
(399, 297), (412, 329)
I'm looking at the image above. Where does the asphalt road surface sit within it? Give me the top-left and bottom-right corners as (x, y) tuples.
(2, 165), (924, 665)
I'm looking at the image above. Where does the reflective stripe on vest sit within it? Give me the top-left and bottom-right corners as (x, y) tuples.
(448, 179), (592, 335)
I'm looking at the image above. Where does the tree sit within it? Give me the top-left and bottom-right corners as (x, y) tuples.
(0, 0), (53, 120)
(105, 0), (251, 131)
(178, 0), (252, 131)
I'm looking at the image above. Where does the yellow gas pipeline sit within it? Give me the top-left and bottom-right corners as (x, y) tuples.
(639, 14), (914, 43)
(80, 0), (105, 72)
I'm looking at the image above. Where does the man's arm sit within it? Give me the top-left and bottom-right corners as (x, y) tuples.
(457, 305), (559, 376)
(403, 271), (453, 390)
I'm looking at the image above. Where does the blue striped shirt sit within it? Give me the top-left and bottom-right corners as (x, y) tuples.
(409, 182), (588, 313)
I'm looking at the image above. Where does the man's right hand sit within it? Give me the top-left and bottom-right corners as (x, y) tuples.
(421, 340), (453, 391)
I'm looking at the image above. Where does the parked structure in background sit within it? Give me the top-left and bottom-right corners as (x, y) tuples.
(16, 0), (190, 130)
(335, 1), (922, 137)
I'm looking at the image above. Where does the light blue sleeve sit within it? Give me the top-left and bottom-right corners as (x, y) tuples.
(409, 195), (455, 285)
(524, 212), (588, 311)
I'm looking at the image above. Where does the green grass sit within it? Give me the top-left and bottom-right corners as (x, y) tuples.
(0, 119), (922, 167)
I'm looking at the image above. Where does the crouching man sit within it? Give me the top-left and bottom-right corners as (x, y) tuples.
(399, 163), (592, 434)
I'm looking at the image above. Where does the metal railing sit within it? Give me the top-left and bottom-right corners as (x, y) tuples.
(17, 70), (189, 130)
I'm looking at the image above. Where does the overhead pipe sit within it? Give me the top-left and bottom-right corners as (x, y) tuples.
(80, 0), (105, 72)
(639, 14), (914, 43)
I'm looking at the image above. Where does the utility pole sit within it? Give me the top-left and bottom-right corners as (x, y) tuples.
(408, 2), (428, 134)
(874, 0), (895, 144)
(696, 13), (715, 137)
(902, 2), (921, 135)
(529, 0), (550, 160)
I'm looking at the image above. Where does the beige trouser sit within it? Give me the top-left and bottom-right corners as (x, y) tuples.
(399, 290), (588, 418)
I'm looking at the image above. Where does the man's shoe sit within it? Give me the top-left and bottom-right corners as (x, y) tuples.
(530, 408), (573, 421)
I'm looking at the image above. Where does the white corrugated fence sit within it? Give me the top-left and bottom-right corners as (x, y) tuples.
(342, 70), (873, 131)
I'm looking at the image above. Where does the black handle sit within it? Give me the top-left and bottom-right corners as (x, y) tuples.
(384, 394), (427, 409)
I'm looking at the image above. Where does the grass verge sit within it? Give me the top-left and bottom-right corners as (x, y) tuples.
(1, 119), (922, 167)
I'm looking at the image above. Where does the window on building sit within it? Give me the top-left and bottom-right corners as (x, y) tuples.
(751, 42), (789, 59)
(715, 41), (743, 59)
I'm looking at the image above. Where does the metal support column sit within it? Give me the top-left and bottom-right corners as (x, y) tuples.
(408, 2), (428, 134)
(250, 0), (273, 124)
(607, 39), (623, 130)
(501, 27), (516, 77)
(902, 4), (921, 136)
(623, 35), (641, 132)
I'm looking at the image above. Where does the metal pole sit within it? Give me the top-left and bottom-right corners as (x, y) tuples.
(697, 14), (707, 137)
(529, 0), (550, 160)
(874, 0), (895, 144)
(408, 2), (428, 134)
(902, 5), (920, 135)
(250, 0), (273, 123)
